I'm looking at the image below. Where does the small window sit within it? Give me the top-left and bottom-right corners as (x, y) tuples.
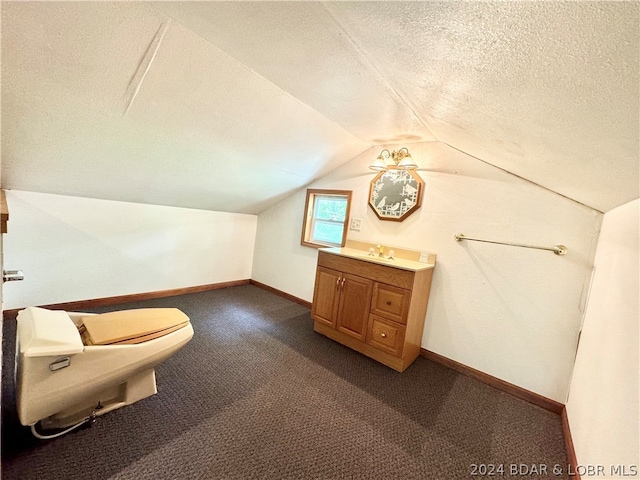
(301, 189), (352, 248)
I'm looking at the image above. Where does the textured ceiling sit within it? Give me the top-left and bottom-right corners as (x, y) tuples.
(2, 1), (638, 214)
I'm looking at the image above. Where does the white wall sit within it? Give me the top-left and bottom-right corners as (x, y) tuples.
(566, 199), (639, 473)
(252, 141), (602, 402)
(3, 190), (257, 310)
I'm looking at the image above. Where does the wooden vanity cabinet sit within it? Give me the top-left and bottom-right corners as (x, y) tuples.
(311, 251), (434, 372)
(312, 266), (372, 341)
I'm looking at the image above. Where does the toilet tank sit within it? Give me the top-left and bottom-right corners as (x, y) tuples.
(17, 307), (84, 357)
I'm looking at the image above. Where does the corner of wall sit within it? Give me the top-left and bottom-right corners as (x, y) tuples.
(565, 198), (640, 471)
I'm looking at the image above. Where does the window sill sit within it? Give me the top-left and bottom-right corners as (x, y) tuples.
(301, 240), (341, 249)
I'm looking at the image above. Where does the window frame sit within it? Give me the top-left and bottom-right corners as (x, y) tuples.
(301, 189), (352, 249)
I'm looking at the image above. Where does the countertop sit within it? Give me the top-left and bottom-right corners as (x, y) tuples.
(319, 247), (435, 272)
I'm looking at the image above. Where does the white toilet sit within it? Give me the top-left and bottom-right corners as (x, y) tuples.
(15, 306), (194, 434)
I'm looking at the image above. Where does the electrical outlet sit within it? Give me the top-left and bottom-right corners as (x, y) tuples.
(350, 218), (362, 231)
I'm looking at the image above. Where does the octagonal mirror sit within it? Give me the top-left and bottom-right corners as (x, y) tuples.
(368, 168), (424, 221)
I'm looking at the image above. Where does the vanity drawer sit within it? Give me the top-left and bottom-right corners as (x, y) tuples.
(371, 283), (410, 324)
(367, 315), (405, 357)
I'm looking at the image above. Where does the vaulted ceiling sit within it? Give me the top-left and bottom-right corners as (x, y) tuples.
(2, 2), (638, 214)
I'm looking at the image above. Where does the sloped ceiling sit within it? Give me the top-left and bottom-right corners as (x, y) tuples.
(2, 1), (638, 214)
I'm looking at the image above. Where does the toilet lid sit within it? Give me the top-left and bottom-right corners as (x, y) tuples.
(79, 308), (190, 345)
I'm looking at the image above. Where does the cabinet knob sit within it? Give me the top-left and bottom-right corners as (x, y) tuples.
(386, 300), (392, 306)
(381, 332), (387, 338)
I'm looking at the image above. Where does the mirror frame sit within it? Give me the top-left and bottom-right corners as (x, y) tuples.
(368, 168), (424, 222)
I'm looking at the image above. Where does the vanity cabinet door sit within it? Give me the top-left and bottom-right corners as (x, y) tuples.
(336, 273), (373, 341)
(311, 267), (341, 328)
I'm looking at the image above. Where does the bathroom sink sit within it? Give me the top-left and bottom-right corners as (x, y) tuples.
(350, 251), (394, 263)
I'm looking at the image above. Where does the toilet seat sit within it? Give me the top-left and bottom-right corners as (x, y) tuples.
(78, 308), (190, 345)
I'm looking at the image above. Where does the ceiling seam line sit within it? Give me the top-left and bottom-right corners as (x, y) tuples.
(320, 2), (437, 141)
(442, 141), (603, 214)
(149, 7), (372, 147)
(122, 19), (171, 117)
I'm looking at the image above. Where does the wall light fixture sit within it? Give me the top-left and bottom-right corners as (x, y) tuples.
(368, 147), (418, 171)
